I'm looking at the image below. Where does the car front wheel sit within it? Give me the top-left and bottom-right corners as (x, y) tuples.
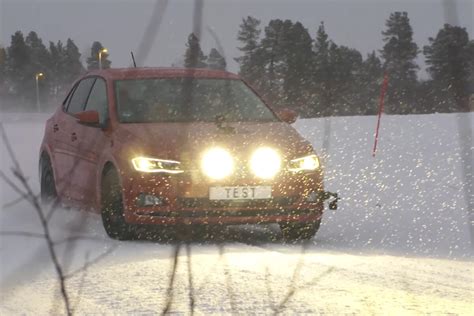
(40, 155), (58, 205)
(101, 167), (134, 240)
(279, 220), (321, 241)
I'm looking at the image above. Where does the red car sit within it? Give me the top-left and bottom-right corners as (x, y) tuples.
(39, 68), (337, 240)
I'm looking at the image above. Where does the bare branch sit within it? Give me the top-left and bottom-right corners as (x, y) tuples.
(206, 26), (227, 68)
(64, 245), (118, 279)
(196, 249), (223, 293)
(45, 198), (62, 223)
(265, 266), (276, 312)
(0, 231), (46, 239)
(0, 122), (72, 316)
(273, 262), (336, 314)
(54, 235), (106, 246)
(273, 240), (310, 314)
(0, 124), (23, 175)
(185, 243), (195, 315)
(71, 252), (90, 315)
(0, 171), (30, 201)
(2, 195), (28, 209)
(12, 177), (72, 315)
(161, 244), (181, 315)
(218, 244), (236, 313)
(134, 0), (169, 67)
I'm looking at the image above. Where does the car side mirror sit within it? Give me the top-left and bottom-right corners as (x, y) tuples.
(277, 108), (298, 124)
(75, 110), (101, 127)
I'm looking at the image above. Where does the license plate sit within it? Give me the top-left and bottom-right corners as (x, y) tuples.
(209, 186), (272, 200)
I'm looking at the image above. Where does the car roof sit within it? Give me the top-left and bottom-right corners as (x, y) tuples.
(85, 67), (241, 81)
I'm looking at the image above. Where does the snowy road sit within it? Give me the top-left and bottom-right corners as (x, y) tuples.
(1, 113), (472, 314)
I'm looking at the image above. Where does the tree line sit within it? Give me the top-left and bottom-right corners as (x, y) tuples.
(234, 12), (474, 116)
(0, 31), (110, 109)
(1, 11), (473, 115)
(183, 33), (227, 70)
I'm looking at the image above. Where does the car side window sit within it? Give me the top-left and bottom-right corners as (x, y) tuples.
(62, 85), (77, 109)
(66, 78), (96, 114)
(85, 78), (108, 124)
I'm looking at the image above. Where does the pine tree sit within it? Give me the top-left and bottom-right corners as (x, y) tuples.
(358, 51), (383, 115)
(5, 31), (30, 97)
(311, 22), (332, 116)
(235, 16), (261, 63)
(87, 41), (111, 70)
(64, 39), (84, 83)
(26, 31), (50, 71)
(260, 19), (290, 102)
(0, 46), (6, 95)
(207, 48), (226, 70)
(468, 40), (474, 108)
(184, 33), (207, 68)
(48, 41), (64, 96)
(330, 45), (363, 115)
(308, 22), (368, 116)
(240, 19), (314, 112)
(49, 40), (79, 97)
(423, 24), (472, 111)
(468, 40), (474, 84)
(381, 12), (419, 114)
(25, 31), (51, 103)
(235, 16), (264, 88)
(282, 22), (313, 113)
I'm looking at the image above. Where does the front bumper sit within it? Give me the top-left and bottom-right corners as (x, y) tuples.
(120, 169), (327, 225)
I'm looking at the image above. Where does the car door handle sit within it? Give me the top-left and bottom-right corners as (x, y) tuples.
(53, 124), (59, 132)
(71, 133), (77, 142)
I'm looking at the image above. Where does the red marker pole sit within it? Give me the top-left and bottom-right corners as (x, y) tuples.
(372, 72), (389, 157)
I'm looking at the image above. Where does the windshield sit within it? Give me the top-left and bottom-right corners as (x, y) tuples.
(114, 78), (279, 123)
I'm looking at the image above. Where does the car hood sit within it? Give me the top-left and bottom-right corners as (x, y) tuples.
(115, 121), (315, 163)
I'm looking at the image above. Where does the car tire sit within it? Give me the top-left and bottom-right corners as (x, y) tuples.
(101, 167), (134, 240)
(40, 155), (58, 205)
(279, 220), (321, 241)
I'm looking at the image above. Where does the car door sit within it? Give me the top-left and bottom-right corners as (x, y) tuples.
(49, 84), (75, 169)
(53, 77), (96, 201)
(68, 77), (111, 207)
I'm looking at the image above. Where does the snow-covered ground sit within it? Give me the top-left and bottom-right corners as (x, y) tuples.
(0, 112), (472, 314)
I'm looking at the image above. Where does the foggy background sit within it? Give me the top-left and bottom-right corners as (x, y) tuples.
(2, 0), (473, 76)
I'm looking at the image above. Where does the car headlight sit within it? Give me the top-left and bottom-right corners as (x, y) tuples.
(132, 157), (183, 174)
(288, 154), (320, 172)
(250, 147), (281, 179)
(201, 147), (234, 180)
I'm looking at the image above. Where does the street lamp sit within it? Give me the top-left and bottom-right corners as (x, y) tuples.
(35, 72), (44, 112)
(98, 48), (108, 70)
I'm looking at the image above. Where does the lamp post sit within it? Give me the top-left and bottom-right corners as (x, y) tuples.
(35, 72), (44, 112)
(98, 48), (108, 70)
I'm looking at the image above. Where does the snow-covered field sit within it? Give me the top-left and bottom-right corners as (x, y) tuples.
(0, 112), (472, 314)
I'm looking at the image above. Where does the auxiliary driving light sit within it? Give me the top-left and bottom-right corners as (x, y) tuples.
(250, 147), (281, 179)
(201, 147), (234, 180)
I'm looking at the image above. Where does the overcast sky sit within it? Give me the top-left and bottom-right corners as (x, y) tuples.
(1, 0), (473, 77)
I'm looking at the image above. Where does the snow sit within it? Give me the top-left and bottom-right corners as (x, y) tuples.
(0, 112), (472, 314)
(294, 114), (473, 258)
